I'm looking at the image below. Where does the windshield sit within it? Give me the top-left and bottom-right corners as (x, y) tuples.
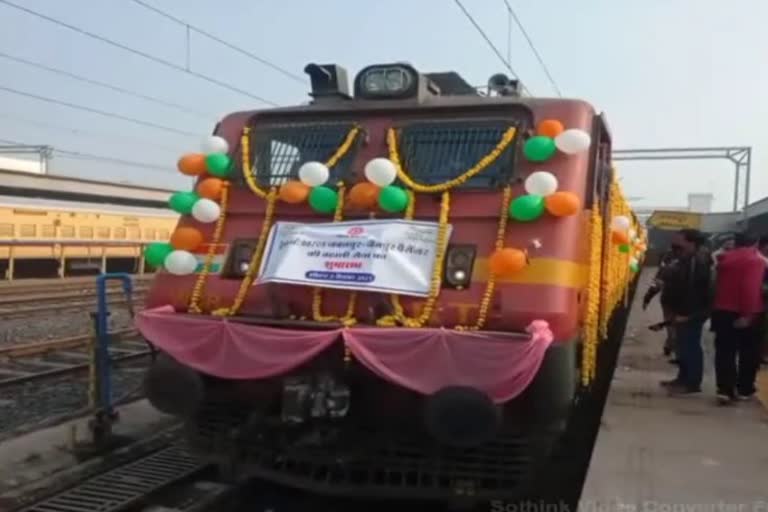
(248, 119), (517, 189)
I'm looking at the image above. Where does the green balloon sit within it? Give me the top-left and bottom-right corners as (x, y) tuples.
(618, 244), (630, 253)
(205, 153), (232, 177)
(145, 242), (173, 268)
(630, 262), (640, 273)
(523, 136), (556, 162)
(169, 191), (199, 214)
(509, 194), (545, 221)
(378, 186), (409, 213)
(309, 186), (338, 213)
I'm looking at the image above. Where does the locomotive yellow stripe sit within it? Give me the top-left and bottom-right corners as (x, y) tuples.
(472, 258), (589, 289)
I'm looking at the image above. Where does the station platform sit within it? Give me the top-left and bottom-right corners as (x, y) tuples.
(582, 270), (768, 508)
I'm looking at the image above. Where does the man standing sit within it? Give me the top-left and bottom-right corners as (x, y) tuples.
(660, 229), (712, 394)
(757, 237), (768, 366)
(643, 248), (679, 359)
(711, 232), (765, 404)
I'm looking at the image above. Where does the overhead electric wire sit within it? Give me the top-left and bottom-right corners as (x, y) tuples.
(0, 0), (279, 106)
(0, 84), (198, 137)
(501, 0), (562, 97)
(0, 51), (215, 119)
(452, 0), (531, 96)
(127, 0), (306, 85)
(0, 112), (183, 153)
(0, 137), (171, 171)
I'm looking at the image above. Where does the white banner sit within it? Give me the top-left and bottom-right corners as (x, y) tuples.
(257, 220), (453, 297)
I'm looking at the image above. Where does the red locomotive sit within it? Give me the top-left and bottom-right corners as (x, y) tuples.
(138, 62), (642, 507)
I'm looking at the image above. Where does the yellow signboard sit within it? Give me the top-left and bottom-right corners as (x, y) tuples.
(648, 210), (702, 230)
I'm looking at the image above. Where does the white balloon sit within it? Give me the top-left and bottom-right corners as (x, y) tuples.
(164, 250), (198, 275)
(364, 158), (397, 187)
(612, 215), (631, 231)
(555, 129), (592, 154)
(298, 161), (329, 187)
(524, 171), (558, 196)
(191, 198), (221, 223)
(201, 135), (229, 154)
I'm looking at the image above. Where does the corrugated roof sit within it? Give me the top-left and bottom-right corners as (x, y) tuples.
(0, 194), (177, 217)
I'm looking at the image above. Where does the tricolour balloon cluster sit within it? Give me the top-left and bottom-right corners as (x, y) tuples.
(508, 171), (581, 222)
(610, 215), (646, 272)
(144, 135), (231, 275)
(277, 161), (338, 213)
(522, 119), (592, 163)
(277, 157), (410, 214)
(488, 119), (589, 278)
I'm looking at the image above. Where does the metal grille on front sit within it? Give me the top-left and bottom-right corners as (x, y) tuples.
(396, 121), (517, 188)
(186, 401), (556, 500)
(250, 122), (360, 187)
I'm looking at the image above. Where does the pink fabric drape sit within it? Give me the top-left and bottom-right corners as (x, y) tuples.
(135, 307), (554, 403)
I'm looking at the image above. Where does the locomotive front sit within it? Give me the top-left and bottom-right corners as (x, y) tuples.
(137, 62), (623, 504)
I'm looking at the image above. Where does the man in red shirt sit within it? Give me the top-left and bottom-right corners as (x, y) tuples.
(711, 232), (766, 404)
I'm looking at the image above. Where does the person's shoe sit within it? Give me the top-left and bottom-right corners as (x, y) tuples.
(736, 393), (755, 401)
(668, 358), (680, 365)
(659, 378), (681, 387)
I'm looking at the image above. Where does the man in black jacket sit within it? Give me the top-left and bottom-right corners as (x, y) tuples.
(659, 229), (712, 394)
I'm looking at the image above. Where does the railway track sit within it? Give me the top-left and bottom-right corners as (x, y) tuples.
(0, 291), (147, 321)
(0, 329), (151, 388)
(0, 329), (153, 436)
(0, 275), (153, 294)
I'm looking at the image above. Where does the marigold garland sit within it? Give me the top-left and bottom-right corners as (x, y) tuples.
(455, 185), (513, 331)
(229, 124), (361, 319)
(241, 126), (268, 199)
(187, 182), (231, 314)
(582, 200), (603, 385)
(375, 126), (516, 328)
(386, 127), (517, 193)
(311, 181), (358, 328)
(376, 191), (451, 328)
(212, 187), (278, 317)
(599, 168), (634, 338)
(376, 189), (417, 327)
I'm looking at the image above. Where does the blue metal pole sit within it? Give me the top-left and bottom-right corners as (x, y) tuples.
(94, 272), (134, 414)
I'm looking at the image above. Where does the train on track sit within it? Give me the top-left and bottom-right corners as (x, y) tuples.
(0, 195), (177, 279)
(138, 62), (645, 509)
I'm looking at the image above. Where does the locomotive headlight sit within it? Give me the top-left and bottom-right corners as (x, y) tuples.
(444, 244), (476, 289)
(355, 64), (418, 99)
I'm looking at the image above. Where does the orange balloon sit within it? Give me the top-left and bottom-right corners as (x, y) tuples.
(537, 119), (565, 138)
(489, 248), (527, 277)
(279, 180), (310, 204)
(170, 227), (203, 251)
(196, 177), (225, 200)
(347, 182), (380, 209)
(612, 229), (629, 245)
(545, 191), (581, 217)
(177, 153), (207, 176)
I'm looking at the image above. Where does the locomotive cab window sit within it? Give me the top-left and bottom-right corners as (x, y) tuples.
(394, 121), (517, 188)
(221, 239), (260, 278)
(249, 122), (360, 188)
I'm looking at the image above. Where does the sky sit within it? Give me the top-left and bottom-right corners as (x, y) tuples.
(0, 0), (766, 213)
